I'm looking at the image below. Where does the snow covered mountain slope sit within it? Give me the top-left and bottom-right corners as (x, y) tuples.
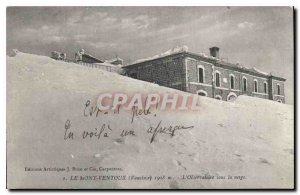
(7, 52), (294, 189)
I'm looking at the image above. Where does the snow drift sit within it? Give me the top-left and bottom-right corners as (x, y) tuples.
(7, 52), (294, 189)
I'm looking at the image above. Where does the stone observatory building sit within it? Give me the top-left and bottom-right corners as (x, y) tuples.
(123, 46), (286, 103)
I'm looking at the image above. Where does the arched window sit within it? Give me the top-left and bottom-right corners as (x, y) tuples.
(254, 80), (258, 92)
(230, 74), (235, 89)
(215, 95), (222, 100)
(227, 92), (237, 102)
(198, 66), (204, 83)
(277, 84), (280, 95)
(264, 82), (267, 94)
(215, 71), (220, 87)
(197, 90), (207, 96)
(243, 77), (247, 91)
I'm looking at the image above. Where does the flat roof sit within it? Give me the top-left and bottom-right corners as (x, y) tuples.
(124, 51), (286, 81)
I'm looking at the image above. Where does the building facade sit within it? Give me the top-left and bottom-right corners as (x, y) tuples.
(123, 47), (286, 103)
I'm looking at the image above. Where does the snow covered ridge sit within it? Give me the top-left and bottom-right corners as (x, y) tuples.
(251, 67), (269, 76)
(127, 46), (271, 77)
(130, 45), (189, 65)
(97, 93), (202, 111)
(7, 52), (294, 189)
(235, 64), (269, 76)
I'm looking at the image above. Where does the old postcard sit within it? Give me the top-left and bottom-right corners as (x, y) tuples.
(6, 6), (294, 189)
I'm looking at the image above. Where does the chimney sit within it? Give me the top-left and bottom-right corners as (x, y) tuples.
(209, 47), (220, 58)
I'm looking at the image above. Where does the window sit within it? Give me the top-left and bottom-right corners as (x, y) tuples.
(197, 90), (207, 96)
(277, 84), (280, 95)
(264, 82), (267, 94)
(227, 92), (237, 101)
(243, 77), (247, 91)
(230, 74), (235, 89)
(254, 80), (258, 92)
(215, 95), (222, 100)
(215, 72), (220, 87)
(198, 67), (204, 83)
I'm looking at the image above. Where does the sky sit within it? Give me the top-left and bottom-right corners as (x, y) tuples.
(6, 7), (294, 104)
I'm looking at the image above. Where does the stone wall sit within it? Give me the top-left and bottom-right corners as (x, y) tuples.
(124, 53), (285, 103)
(184, 55), (284, 102)
(125, 54), (186, 91)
